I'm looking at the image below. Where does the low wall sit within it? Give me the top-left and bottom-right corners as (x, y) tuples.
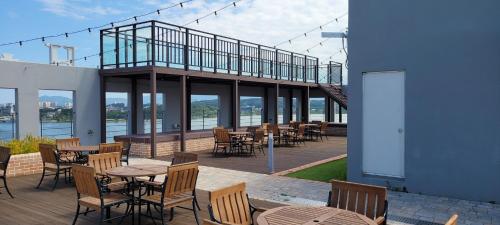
(129, 137), (214, 158)
(6, 152), (43, 177)
(326, 123), (347, 137)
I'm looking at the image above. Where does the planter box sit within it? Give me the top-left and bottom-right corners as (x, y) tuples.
(6, 152), (43, 177)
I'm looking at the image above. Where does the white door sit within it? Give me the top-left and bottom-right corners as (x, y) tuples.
(362, 71), (405, 178)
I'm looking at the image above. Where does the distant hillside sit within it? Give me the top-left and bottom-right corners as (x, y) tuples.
(39, 95), (72, 106)
(106, 98), (127, 105)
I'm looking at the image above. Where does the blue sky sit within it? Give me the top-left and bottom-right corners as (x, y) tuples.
(0, 0), (348, 68)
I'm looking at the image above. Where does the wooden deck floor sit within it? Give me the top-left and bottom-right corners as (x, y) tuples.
(0, 175), (282, 225)
(159, 137), (347, 174)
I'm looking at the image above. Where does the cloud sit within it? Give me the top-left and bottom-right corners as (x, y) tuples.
(156, 0), (349, 64)
(38, 0), (125, 20)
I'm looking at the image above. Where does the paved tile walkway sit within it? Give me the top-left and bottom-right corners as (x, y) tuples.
(130, 158), (499, 225)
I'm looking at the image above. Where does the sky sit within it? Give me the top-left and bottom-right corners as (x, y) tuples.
(0, 0), (348, 69)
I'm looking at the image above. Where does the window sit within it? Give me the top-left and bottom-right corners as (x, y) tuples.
(292, 97), (297, 121)
(191, 95), (219, 130)
(333, 102), (348, 124)
(240, 96), (263, 126)
(106, 92), (128, 142)
(277, 97), (285, 124)
(309, 97), (325, 121)
(0, 88), (17, 141)
(39, 90), (75, 139)
(143, 93), (164, 133)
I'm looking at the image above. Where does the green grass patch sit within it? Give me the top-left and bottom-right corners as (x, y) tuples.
(286, 158), (347, 182)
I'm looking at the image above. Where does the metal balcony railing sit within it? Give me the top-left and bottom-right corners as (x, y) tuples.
(100, 20), (342, 85)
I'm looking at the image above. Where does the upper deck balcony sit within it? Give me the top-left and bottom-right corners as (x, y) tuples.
(100, 20), (342, 85)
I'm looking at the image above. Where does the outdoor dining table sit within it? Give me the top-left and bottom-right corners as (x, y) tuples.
(228, 131), (251, 155)
(257, 206), (377, 225)
(106, 164), (169, 225)
(59, 145), (99, 153)
(278, 127), (295, 146)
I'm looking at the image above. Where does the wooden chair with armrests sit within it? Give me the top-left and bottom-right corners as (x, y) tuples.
(114, 137), (132, 165)
(56, 138), (81, 163)
(208, 182), (266, 225)
(445, 214), (458, 225)
(214, 129), (232, 156)
(139, 162), (201, 225)
(36, 143), (73, 191)
(244, 128), (265, 156)
(319, 122), (329, 141)
(0, 146), (14, 198)
(292, 124), (306, 145)
(327, 180), (388, 225)
(87, 152), (127, 193)
(98, 142), (123, 154)
(71, 165), (132, 225)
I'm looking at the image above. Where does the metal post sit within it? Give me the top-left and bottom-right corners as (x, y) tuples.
(303, 57), (307, 83)
(232, 80), (239, 131)
(315, 58), (319, 84)
(289, 53), (294, 81)
(268, 132), (274, 173)
(100, 74), (106, 143)
(184, 28), (189, 71)
(133, 24), (137, 67)
(274, 49), (279, 80)
(237, 40), (242, 76)
(115, 27), (119, 68)
(213, 35), (217, 73)
(258, 45), (262, 78)
(151, 21), (156, 66)
(150, 71), (157, 158)
(99, 30), (104, 69)
(180, 76), (187, 152)
(131, 78), (137, 134)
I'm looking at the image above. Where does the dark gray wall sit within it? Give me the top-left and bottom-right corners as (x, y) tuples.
(348, 0), (500, 202)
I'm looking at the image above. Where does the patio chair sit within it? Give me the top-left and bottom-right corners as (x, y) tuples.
(318, 122), (329, 141)
(71, 164), (132, 225)
(214, 129), (232, 156)
(56, 137), (81, 163)
(139, 162), (200, 225)
(87, 152), (127, 192)
(445, 214), (458, 225)
(115, 137), (132, 165)
(0, 146), (14, 198)
(268, 124), (281, 145)
(243, 128), (265, 156)
(292, 124), (306, 145)
(99, 142), (123, 154)
(36, 143), (73, 191)
(327, 180), (388, 225)
(208, 182), (266, 225)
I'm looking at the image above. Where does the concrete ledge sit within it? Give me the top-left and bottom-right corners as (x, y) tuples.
(272, 154), (347, 176)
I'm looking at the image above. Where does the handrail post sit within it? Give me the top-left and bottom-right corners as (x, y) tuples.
(274, 49), (279, 80)
(184, 28), (189, 71)
(289, 53), (294, 81)
(303, 57), (307, 83)
(133, 24), (137, 67)
(328, 61), (332, 84)
(151, 21), (156, 66)
(340, 62), (344, 87)
(258, 45), (262, 78)
(237, 40), (242, 76)
(315, 58), (319, 84)
(115, 27), (119, 68)
(99, 30), (104, 69)
(213, 35), (217, 73)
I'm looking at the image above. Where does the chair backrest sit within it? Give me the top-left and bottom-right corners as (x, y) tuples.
(39, 143), (58, 164)
(72, 164), (100, 199)
(172, 152), (198, 165)
(320, 122), (329, 131)
(245, 126), (258, 134)
(56, 138), (80, 150)
(297, 124), (306, 136)
(99, 142), (123, 154)
(254, 128), (265, 143)
(329, 180), (387, 220)
(215, 129), (231, 143)
(163, 162), (199, 199)
(87, 152), (121, 175)
(271, 124), (279, 134)
(209, 182), (251, 225)
(445, 214), (458, 225)
(0, 146), (11, 171)
(212, 127), (224, 135)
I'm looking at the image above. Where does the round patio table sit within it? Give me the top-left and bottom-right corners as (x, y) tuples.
(59, 145), (99, 152)
(228, 131), (251, 137)
(106, 164), (169, 178)
(257, 206), (377, 225)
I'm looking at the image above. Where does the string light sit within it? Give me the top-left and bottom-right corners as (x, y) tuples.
(184, 0), (243, 26)
(0, 0), (192, 47)
(302, 38), (333, 54)
(273, 12), (348, 48)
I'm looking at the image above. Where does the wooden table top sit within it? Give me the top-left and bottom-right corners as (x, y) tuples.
(257, 206), (377, 225)
(59, 145), (99, 152)
(106, 164), (169, 177)
(278, 127), (295, 130)
(228, 131), (251, 136)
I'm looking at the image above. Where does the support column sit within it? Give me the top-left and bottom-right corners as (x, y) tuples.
(339, 106), (343, 123)
(301, 86), (310, 123)
(99, 74), (106, 143)
(263, 88), (269, 123)
(186, 79), (192, 131)
(274, 83), (279, 124)
(150, 71), (157, 158)
(288, 89), (293, 122)
(231, 80), (239, 131)
(180, 76), (187, 152)
(131, 78), (138, 134)
(326, 97), (331, 122)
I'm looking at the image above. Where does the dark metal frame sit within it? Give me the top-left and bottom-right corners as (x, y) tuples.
(0, 147), (13, 198)
(35, 149), (72, 191)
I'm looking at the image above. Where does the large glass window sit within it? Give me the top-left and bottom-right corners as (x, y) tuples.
(240, 96), (263, 126)
(277, 97), (285, 124)
(191, 95), (219, 130)
(143, 93), (164, 134)
(292, 97), (297, 121)
(0, 88), (17, 141)
(333, 102), (348, 124)
(39, 90), (75, 139)
(309, 97), (325, 122)
(106, 92), (128, 142)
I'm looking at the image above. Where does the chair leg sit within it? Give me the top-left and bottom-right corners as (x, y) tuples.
(160, 206), (166, 225)
(2, 177), (14, 198)
(193, 190), (201, 211)
(83, 207), (90, 216)
(193, 200), (200, 225)
(138, 200), (142, 225)
(99, 207), (105, 225)
(52, 170), (60, 191)
(169, 207), (175, 221)
(72, 204), (81, 225)
(36, 168), (46, 189)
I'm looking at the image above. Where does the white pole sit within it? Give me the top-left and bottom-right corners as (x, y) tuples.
(268, 131), (274, 173)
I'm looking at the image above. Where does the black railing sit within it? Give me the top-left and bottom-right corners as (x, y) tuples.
(101, 21), (345, 84)
(0, 114), (17, 141)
